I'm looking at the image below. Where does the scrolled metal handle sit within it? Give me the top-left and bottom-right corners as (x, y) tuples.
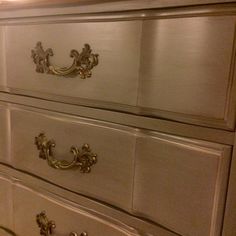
(36, 211), (88, 236)
(34, 133), (97, 173)
(31, 42), (99, 79)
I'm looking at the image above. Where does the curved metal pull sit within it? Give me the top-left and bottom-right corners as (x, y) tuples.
(34, 133), (97, 173)
(31, 42), (99, 79)
(36, 211), (88, 236)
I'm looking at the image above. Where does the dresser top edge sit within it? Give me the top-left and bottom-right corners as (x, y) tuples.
(0, 1), (235, 22)
(0, 0), (235, 10)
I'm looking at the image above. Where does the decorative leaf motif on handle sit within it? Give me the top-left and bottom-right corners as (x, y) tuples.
(36, 211), (88, 236)
(36, 211), (56, 236)
(34, 133), (97, 173)
(31, 42), (99, 79)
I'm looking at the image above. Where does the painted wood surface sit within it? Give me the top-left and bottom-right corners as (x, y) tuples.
(6, 21), (141, 106)
(0, 176), (13, 231)
(133, 132), (231, 236)
(11, 107), (137, 211)
(13, 183), (141, 236)
(0, 165), (178, 236)
(0, 104), (10, 164)
(138, 16), (236, 120)
(4, 15), (236, 129)
(0, 0), (234, 11)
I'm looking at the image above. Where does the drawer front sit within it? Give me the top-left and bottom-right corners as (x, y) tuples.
(5, 16), (236, 129)
(6, 21), (141, 106)
(0, 175), (12, 231)
(11, 107), (136, 210)
(13, 183), (140, 236)
(133, 132), (231, 236)
(0, 104), (10, 164)
(138, 16), (235, 122)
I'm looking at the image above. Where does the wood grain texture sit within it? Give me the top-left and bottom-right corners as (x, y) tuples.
(138, 16), (236, 120)
(6, 21), (141, 106)
(11, 107), (137, 211)
(132, 132), (231, 236)
(13, 183), (141, 236)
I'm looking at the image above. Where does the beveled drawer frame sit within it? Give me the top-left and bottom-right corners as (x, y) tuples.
(1, 4), (236, 131)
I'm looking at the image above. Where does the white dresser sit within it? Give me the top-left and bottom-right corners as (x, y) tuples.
(0, 1), (236, 236)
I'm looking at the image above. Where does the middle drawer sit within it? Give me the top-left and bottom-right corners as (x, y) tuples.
(11, 107), (137, 211)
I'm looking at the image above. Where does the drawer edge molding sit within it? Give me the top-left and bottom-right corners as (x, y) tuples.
(0, 4), (236, 24)
(0, 226), (17, 236)
(35, 133), (97, 173)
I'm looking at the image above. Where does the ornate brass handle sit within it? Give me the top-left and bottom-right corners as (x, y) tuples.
(34, 133), (97, 173)
(36, 211), (88, 236)
(31, 42), (99, 79)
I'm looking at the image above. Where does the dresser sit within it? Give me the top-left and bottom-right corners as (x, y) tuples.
(0, 1), (236, 236)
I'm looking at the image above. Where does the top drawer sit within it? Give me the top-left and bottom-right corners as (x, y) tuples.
(5, 15), (236, 129)
(138, 16), (236, 124)
(6, 21), (142, 106)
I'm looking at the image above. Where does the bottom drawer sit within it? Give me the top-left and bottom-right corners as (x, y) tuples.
(13, 183), (140, 236)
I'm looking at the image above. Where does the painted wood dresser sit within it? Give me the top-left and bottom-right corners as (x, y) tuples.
(0, 0), (236, 235)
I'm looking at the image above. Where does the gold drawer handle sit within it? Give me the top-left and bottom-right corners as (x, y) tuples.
(36, 211), (87, 236)
(35, 133), (97, 173)
(31, 42), (99, 79)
